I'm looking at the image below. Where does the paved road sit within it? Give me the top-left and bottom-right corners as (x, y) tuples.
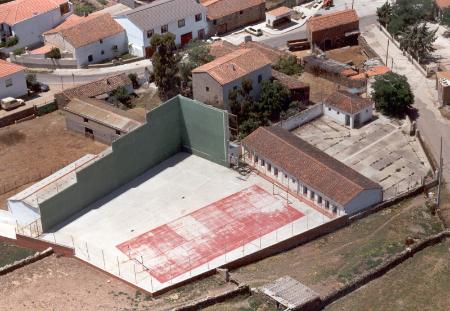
(363, 25), (450, 181)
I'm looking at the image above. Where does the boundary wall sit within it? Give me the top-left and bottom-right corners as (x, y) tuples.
(277, 103), (323, 131)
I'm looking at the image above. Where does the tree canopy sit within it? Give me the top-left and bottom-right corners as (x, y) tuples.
(151, 33), (181, 100)
(384, 0), (435, 35)
(273, 55), (303, 76)
(371, 72), (414, 118)
(399, 23), (436, 62)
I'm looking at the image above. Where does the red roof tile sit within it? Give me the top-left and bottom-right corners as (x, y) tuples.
(0, 59), (25, 78)
(266, 6), (293, 17)
(324, 90), (373, 114)
(201, 0), (264, 20)
(242, 126), (381, 206)
(0, 0), (68, 25)
(436, 0), (450, 9)
(307, 9), (359, 33)
(272, 69), (309, 90)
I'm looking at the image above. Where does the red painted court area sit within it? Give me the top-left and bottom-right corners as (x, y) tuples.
(116, 185), (304, 283)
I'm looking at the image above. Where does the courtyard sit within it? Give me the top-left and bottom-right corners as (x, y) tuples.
(293, 115), (432, 199)
(39, 152), (331, 293)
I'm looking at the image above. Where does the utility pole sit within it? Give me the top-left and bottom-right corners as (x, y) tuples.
(385, 39), (390, 66)
(352, 0), (354, 9)
(437, 137), (443, 208)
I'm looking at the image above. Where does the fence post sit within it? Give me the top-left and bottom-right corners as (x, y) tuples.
(86, 242), (90, 261)
(102, 249), (106, 269)
(117, 257), (121, 276)
(71, 235), (75, 249)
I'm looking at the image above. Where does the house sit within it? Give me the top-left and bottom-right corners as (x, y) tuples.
(265, 6), (293, 29)
(192, 48), (272, 110)
(209, 40), (239, 58)
(323, 90), (373, 128)
(242, 126), (383, 215)
(271, 69), (310, 102)
(55, 73), (133, 108)
(307, 9), (359, 51)
(201, 0), (265, 35)
(435, 0), (450, 19)
(436, 71), (450, 106)
(43, 13), (127, 67)
(114, 0), (208, 57)
(0, 59), (27, 99)
(0, 0), (72, 49)
(64, 97), (145, 144)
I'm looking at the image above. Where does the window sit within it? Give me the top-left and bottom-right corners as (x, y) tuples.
(366, 109), (369, 112)
(285, 174), (288, 179)
(239, 10), (243, 14)
(60, 3), (69, 15)
(274, 167), (278, 176)
(310, 191), (315, 199)
(206, 86), (209, 92)
(195, 13), (202, 22)
(337, 111), (340, 115)
(147, 29), (154, 38)
(292, 178), (295, 183)
(99, 39), (103, 44)
(332, 206), (337, 214)
(258, 74), (262, 83)
(233, 86), (237, 90)
(83, 117), (88, 123)
(254, 155), (258, 163)
(303, 187), (307, 195)
(318, 196), (322, 204)
(116, 130), (121, 135)
(161, 24), (168, 33)
(198, 28), (205, 39)
(328, 107), (331, 111)
(5, 78), (12, 87)
(112, 45), (118, 51)
(261, 159), (265, 166)
(101, 50), (104, 55)
(88, 55), (93, 62)
(178, 19), (185, 28)
(267, 163), (271, 171)
(325, 200), (330, 209)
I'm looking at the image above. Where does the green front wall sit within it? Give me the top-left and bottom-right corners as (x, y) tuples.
(39, 96), (228, 231)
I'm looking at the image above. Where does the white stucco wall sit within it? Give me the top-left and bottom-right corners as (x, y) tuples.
(323, 104), (347, 125)
(7, 200), (40, 226)
(0, 70), (27, 99)
(323, 104), (373, 128)
(11, 6), (71, 49)
(358, 106), (373, 124)
(114, 17), (144, 57)
(115, 9), (208, 57)
(73, 31), (128, 67)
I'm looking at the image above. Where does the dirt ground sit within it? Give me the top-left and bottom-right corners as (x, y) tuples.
(0, 254), (236, 311)
(0, 112), (106, 210)
(325, 46), (368, 69)
(0, 242), (36, 267)
(231, 193), (444, 297)
(325, 239), (450, 311)
(298, 72), (340, 103)
(203, 294), (276, 311)
(132, 88), (161, 112)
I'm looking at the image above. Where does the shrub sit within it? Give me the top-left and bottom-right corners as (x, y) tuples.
(46, 47), (61, 59)
(4, 35), (18, 47)
(13, 47), (25, 55)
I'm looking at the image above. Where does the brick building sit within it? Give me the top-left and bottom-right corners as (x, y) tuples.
(201, 0), (265, 35)
(306, 9), (359, 51)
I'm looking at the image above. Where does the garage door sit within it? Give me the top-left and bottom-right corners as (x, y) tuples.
(181, 32), (192, 46)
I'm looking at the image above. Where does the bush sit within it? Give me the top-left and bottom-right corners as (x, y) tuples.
(274, 55), (303, 76)
(74, 2), (95, 16)
(128, 73), (139, 89)
(1, 35), (19, 48)
(13, 47), (25, 55)
(46, 47), (61, 59)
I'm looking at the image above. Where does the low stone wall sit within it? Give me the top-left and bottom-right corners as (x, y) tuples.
(0, 234), (75, 256)
(10, 53), (78, 69)
(0, 247), (53, 276)
(0, 105), (37, 128)
(173, 285), (250, 311)
(277, 103), (323, 131)
(86, 56), (144, 69)
(358, 36), (380, 60)
(321, 230), (450, 308)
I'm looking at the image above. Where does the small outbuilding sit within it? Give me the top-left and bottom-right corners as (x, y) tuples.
(265, 6), (293, 28)
(436, 71), (450, 107)
(0, 60), (27, 100)
(323, 90), (373, 128)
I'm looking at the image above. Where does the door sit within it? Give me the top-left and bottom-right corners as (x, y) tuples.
(345, 114), (350, 126)
(217, 23), (227, 35)
(181, 32), (193, 46)
(85, 127), (94, 139)
(354, 113), (360, 128)
(145, 46), (154, 58)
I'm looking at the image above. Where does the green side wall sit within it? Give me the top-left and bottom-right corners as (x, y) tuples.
(39, 96), (228, 231)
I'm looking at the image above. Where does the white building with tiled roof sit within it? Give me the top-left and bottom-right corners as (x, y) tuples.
(192, 48), (272, 110)
(114, 0), (208, 57)
(0, 0), (72, 49)
(0, 59), (27, 99)
(43, 13), (127, 67)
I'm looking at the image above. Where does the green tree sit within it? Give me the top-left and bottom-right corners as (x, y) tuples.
(151, 33), (181, 100)
(274, 55), (303, 76)
(377, 1), (392, 27)
(385, 0), (435, 36)
(440, 7), (450, 26)
(111, 86), (133, 108)
(179, 40), (214, 87)
(257, 80), (291, 121)
(371, 72), (414, 117)
(46, 47), (61, 59)
(399, 23), (437, 62)
(128, 73), (139, 89)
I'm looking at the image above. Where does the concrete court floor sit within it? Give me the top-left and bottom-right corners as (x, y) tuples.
(41, 152), (330, 292)
(293, 115), (432, 199)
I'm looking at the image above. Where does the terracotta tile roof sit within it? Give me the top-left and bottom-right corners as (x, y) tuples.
(349, 72), (366, 80)
(44, 13), (124, 48)
(0, 59), (25, 78)
(242, 126), (381, 206)
(436, 70), (450, 80)
(324, 90), (372, 114)
(0, 0), (68, 25)
(272, 69), (309, 90)
(201, 0), (264, 20)
(307, 9), (359, 33)
(192, 48), (271, 85)
(60, 73), (132, 99)
(436, 0), (450, 9)
(29, 44), (55, 55)
(340, 68), (358, 77)
(209, 40), (239, 58)
(239, 41), (288, 64)
(366, 65), (390, 77)
(65, 97), (143, 132)
(266, 6), (293, 17)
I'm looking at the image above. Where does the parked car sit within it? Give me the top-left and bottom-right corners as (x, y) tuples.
(245, 27), (263, 36)
(28, 81), (49, 93)
(1, 97), (25, 111)
(37, 82), (49, 92)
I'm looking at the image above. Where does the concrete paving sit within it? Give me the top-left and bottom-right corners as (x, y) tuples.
(38, 153), (331, 293)
(293, 115), (431, 199)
